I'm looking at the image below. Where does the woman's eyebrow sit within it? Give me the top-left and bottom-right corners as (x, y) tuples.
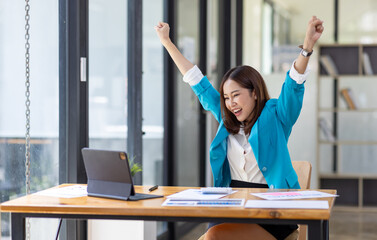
(224, 89), (240, 96)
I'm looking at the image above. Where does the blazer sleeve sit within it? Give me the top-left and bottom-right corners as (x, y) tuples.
(276, 71), (305, 130)
(191, 76), (222, 123)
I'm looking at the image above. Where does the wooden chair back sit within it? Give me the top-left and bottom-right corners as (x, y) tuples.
(292, 161), (312, 189)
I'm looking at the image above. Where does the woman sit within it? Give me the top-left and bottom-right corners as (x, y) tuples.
(155, 16), (324, 240)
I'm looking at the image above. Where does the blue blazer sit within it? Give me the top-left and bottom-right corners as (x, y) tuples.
(191, 71), (304, 189)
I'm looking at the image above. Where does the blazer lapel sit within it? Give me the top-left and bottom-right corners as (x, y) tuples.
(249, 119), (259, 161)
(211, 121), (229, 149)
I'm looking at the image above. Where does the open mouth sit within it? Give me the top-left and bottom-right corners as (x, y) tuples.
(233, 108), (242, 116)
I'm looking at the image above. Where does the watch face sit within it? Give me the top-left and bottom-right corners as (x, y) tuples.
(301, 49), (312, 57)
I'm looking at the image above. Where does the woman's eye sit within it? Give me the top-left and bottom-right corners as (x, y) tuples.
(233, 94), (239, 97)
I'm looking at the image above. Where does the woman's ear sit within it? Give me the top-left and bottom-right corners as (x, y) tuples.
(252, 90), (257, 100)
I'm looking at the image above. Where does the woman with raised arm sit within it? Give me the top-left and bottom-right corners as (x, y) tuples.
(155, 16), (324, 240)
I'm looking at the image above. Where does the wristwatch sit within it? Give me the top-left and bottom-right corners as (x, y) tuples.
(298, 44), (313, 57)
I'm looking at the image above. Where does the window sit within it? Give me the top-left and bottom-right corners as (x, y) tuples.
(0, 1), (59, 239)
(89, 0), (127, 151)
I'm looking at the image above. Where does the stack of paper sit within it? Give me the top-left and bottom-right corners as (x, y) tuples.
(163, 189), (243, 207)
(163, 199), (245, 207)
(167, 189), (233, 200)
(251, 190), (338, 200)
(35, 185), (88, 198)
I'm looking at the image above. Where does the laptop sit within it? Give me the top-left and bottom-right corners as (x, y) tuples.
(81, 148), (163, 201)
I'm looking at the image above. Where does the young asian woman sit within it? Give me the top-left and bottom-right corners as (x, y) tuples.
(155, 16), (324, 240)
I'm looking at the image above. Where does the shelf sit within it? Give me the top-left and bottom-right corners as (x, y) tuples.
(333, 206), (377, 212)
(317, 44), (377, 209)
(319, 74), (377, 77)
(319, 108), (377, 112)
(320, 175), (377, 207)
(320, 173), (377, 179)
(319, 140), (377, 145)
(319, 46), (360, 75)
(319, 74), (363, 78)
(362, 46), (377, 74)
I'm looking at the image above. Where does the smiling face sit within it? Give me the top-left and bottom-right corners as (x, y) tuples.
(223, 79), (257, 123)
(219, 65), (270, 135)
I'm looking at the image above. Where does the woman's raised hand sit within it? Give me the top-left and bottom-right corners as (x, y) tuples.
(304, 16), (324, 51)
(153, 21), (194, 75)
(154, 22), (171, 46)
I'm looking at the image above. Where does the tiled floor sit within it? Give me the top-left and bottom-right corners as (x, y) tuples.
(180, 209), (377, 240)
(329, 209), (377, 240)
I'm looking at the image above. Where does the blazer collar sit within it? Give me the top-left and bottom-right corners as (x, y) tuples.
(211, 121), (229, 148)
(249, 119), (259, 161)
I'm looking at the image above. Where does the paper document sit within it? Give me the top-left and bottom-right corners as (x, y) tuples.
(163, 198), (245, 207)
(245, 200), (329, 209)
(35, 185), (88, 198)
(252, 190), (338, 200)
(167, 189), (236, 200)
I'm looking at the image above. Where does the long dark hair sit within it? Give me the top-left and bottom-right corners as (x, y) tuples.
(219, 65), (270, 134)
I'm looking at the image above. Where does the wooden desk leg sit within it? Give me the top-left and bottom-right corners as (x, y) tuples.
(308, 220), (323, 240)
(11, 213), (25, 240)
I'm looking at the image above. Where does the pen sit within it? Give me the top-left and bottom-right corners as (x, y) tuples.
(149, 185), (158, 192)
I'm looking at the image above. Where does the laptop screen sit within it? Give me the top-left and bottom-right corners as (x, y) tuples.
(82, 149), (132, 184)
(81, 148), (162, 201)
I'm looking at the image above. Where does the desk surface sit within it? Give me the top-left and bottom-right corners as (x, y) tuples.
(1, 184), (336, 221)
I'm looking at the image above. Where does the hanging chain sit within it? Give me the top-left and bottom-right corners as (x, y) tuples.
(25, 0), (31, 239)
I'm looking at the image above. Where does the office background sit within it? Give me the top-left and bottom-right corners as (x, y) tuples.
(1, 0), (377, 239)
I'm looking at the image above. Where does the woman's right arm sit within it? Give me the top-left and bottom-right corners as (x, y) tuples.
(155, 22), (222, 122)
(154, 22), (194, 76)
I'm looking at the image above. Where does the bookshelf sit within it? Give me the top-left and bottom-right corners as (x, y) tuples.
(317, 44), (377, 208)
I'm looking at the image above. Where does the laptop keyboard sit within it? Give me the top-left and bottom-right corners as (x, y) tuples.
(128, 193), (163, 201)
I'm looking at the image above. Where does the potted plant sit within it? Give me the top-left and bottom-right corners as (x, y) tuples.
(128, 155), (142, 177)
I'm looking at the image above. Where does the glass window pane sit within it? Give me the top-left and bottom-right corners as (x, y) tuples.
(0, 1), (59, 239)
(89, 0), (127, 150)
(142, 0), (163, 186)
(143, 1), (163, 235)
(88, 0), (131, 237)
(176, 0), (200, 187)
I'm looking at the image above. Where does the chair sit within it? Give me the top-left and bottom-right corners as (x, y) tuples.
(292, 161), (312, 240)
(292, 161), (312, 190)
(197, 161), (312, 240)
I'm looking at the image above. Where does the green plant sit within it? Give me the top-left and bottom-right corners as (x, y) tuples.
(128, 155), (142, 177)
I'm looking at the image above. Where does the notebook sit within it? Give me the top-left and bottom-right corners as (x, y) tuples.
(81, 148), (163, 201)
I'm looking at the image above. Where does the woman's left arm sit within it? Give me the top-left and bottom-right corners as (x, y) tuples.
(294, 16), (324, 73)
(276, 16), (324, 133)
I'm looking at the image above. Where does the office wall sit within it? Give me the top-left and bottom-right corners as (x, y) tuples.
(339, 0), (377, 43)
(275, 0), (334, 44)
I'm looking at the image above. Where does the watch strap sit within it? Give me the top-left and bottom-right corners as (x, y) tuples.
(298, 44), (313, 57)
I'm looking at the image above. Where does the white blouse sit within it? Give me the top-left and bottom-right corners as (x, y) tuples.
(227, 127), (267, 184)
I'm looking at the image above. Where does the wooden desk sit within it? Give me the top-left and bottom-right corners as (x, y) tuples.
(1, 184), (336, 240)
